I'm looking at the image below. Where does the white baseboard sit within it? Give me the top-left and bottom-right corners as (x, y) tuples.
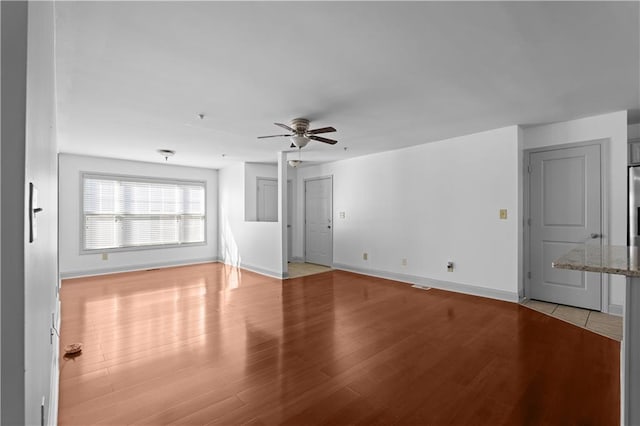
(289, 257), (305, 263)
(332, 263), (519, 303)
(219, 259), (285, 279)
(609, 303), (623, 316)
(59, 257), (218, 279)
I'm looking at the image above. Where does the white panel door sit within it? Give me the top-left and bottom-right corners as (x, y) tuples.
(529, 144), (602, 310)
(287, 180), (293, 261)
(305, 177), (333, 266)
(256, 178), (277, 222)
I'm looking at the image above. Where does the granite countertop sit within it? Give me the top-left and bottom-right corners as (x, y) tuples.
(552, 245), (640, 277)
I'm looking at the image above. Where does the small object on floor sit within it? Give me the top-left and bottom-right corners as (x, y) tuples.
(64, 343), (83, 355)
(411, 285), (431, 290)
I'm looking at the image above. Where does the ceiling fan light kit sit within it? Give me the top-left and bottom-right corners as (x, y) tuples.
(288, 160), (302, 168)
(290, 135), (309, 148)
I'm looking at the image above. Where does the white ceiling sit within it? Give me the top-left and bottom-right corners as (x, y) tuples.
(55, 1), (640, 169)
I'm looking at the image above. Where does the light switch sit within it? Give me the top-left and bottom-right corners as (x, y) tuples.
(499, 209), (508, 220)
(339, 211), (346, 219)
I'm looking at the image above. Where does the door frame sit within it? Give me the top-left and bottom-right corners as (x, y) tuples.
(303, 175), (333, 266)
(523, 139), (610, 312)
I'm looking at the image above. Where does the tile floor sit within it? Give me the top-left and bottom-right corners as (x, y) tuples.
(521, 299), (623, 341)
(287, 262), (332, 279)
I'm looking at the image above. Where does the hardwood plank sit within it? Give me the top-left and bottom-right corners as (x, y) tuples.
(58, 263), (620, 425)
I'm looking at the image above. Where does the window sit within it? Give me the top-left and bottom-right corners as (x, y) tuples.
(82, 174), (205, 252)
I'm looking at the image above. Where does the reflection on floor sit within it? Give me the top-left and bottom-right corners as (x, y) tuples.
(521, 299), (622, 341)
(287, 262), (332, 279)
(58, 265), (620, 424)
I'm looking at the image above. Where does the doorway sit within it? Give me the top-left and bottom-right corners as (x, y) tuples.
(525, 143), (605, 310)
(304, 176), (333, 267)
(287, 179), (293, 261)
(256, 177), (277, 222)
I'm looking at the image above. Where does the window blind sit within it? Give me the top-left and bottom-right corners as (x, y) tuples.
(83, 174), (205, 251)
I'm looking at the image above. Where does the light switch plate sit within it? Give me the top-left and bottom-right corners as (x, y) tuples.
(499, 209), (508, 220)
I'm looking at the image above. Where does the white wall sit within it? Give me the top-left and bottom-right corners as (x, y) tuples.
(295, 126), (521, 301)
(1, 3), (28, 423)
(1, 2), (59, 424)
(59, 154), (218, 277)
(630, 123), (640, 140)
(522, 110), (628, 313)
(219, 163), (283, 277)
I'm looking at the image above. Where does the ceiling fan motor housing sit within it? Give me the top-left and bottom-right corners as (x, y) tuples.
(290, 118), (310, 135)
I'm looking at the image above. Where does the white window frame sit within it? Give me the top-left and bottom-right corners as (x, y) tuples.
(80, 172), (207, 254)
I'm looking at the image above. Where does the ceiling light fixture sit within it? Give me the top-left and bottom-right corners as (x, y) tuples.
(290, 135), (310, 148)
(288, 147), (303, 168)
(157, 149), (175, 161)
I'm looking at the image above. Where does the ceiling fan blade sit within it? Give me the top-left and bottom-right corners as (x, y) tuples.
(307, 126), (336, 135)
(274, 123), (296, 133)
(257, 134), (292, 139)
(309, 135), (338, 145)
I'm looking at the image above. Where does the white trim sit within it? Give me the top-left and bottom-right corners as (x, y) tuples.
(333, 263), (519, 303)
(220, 260), (286, 279)
(609, 303), (624, 317)
(289, 256), (305, 263)
(59, 257), (217, 279)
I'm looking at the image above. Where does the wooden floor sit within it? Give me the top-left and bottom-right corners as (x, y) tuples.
(59, 263), (620, 425)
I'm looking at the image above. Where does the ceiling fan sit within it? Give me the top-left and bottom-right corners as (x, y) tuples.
(258, 118), (337, 148)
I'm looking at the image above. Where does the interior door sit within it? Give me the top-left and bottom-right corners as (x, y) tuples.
(287, 180), (293, 261)
(256, 177), (277, 222)
(305, 177), (332, 266)
(529, 144), (602, 310)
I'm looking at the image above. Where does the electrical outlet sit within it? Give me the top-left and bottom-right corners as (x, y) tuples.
(363, 252), (368, 261)
(499, 209), (508, 220)
(339, 211), (346, 219)
(401, 258), (407, 266)
(102, 253), (108, 261)
(447, 261), (454, 272)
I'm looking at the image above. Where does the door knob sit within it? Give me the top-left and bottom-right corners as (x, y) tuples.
(328, 225), (331, 229)
(590, 233), (601, 239)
